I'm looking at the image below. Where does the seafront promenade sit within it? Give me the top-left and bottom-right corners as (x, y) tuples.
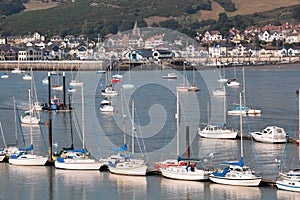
(0, 56), (299, 71)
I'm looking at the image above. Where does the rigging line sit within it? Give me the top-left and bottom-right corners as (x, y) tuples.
(245, 114), (261, 173)
(72, 103), (83, 147)
(279, 98), (297, 171)
(134, 106), (148, 162)
(15, 105), (26, 146)
(87, 97), (102, 158)
(39, 124), (48, 152)
(161, 96), (177, 160)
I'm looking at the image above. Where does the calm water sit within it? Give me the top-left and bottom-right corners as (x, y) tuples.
(0, 64), (300, 200)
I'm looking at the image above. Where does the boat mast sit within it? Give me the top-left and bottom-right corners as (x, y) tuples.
(81, 84), (85, 151)
(240, 92), (243, 158)
(13, 96), (18, 147)
(176, 90), (179, 156)
(29, 88), (33, 154)
(131, 100), (134, 155)
(242, 67), (246, 107)
(0, 122), (7, 149)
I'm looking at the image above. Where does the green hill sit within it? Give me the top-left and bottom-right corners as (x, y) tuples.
(0, 0), (299, 39)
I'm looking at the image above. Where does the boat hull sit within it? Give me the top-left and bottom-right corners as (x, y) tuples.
(160, 167), (209, 181)
(9, 157), (48, 166)
(198, 131), (237, 139)
(252, 133), (286, 143)
(209, 175), (261, 186)
(276, 180), (300, 192)
(21, 116), (40, 124)
(54, 159), (103, 170)
(109, 165), (147, 176)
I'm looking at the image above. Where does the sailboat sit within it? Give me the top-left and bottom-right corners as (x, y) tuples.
(22, 69), (32, 80)
(9, 101), (48, 166)
(157, 91), (209, 180)
(21, 89), (40, 125)
(176, 62), (189, 92)
(1, 72), (9, 79)
(54, 84), (104, 170)
(0, 122), (7, 161)
(108, 100), (147, 176)
(102, 61), (118, 96)
(226, 65), (240, 87)
(69, 68), (83, 86)
(198, 99), (237, 139)
(276, 89), (300, 192)
(217, 65), (228, 83)
(160, 126), (211, 181)
(228, 68), (261, 115)
(99, 97), (114, 112)
(209, 92), (261, 186)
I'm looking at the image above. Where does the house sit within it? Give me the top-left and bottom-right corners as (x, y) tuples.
(152, 49), (174, 60)
(201, 30), (223, 43)
(0, 45), (18, 60)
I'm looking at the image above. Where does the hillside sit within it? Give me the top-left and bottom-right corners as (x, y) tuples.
(0, 0), (299, 39)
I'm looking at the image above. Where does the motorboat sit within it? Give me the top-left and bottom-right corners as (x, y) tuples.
(23, 73), (32, 81)
(276, 169), (300, 192)
(162, 73), (178, 79)
(251, 126), (287, 143)
(1, 72), (9, 79)
(198, 124), (237, 139)
(101, 86), (118, 96)
(11, 68), (24, 74)
(226, 79), (240, 87)
(228, 106), (261, 115)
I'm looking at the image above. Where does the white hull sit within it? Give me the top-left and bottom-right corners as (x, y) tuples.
(1, 75), (9, 79)
(0, 155), (5, 161)
(54, 159), (103, 170)
(276, 180), (300, 192)
(69, 80), (83, 86)
(9, 156), (48, 166)
(160, 166), (209, 181)
(176, 86), (189, 92)
(252, 133), (286, 143)
(100, 105), (114, 112)
(21, 116), (40, 124)
(11, 68), (24, 74)
(52, 85), (63, 91)
(23, 76), (32, 80)
(209, 175), (261, 186)
(109, 165), (147, 176)
(228, 109), (261, 115)
(198, 131), (237, 139)
(227, 81), (240, 87)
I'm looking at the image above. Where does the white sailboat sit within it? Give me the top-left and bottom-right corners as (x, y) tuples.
(9, 104), (48, 166)
(55, 84), (104, 170)
(228, 68), (261, 115)
(209, 92), (261, 186)
(226, 61), (239, 87)
(217, 65), (228, 83)
(108, 100), (147, 176)
(198, 98), (237, 139)
(100, 97), (114, 112)
(159, 91), (211, 181)
(21, 89), (40, 125)
(276, 89), (300, 192)
(0, 122), (7, 161)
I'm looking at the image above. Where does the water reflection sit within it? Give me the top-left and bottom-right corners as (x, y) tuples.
(3, 164), (50, 200)
(198, 138), (239, 168)
(254, 142), (285, 179)
(209, 183), (262, 200)
(108, 173), (147, 199)
(160, 178), (206, 199)
(276, 189), (300, 200)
